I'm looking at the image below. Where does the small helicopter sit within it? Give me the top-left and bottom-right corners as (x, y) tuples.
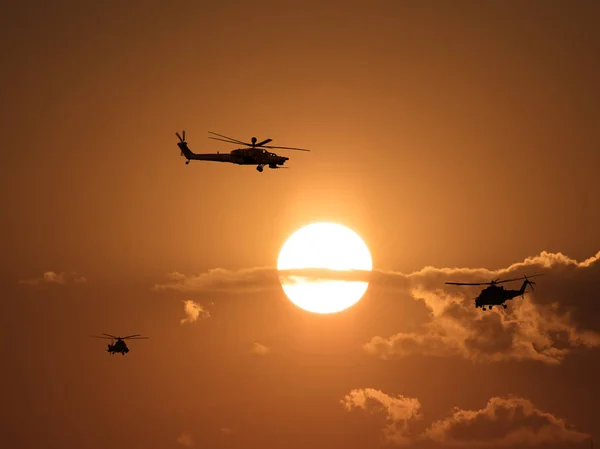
(175, 131), (310, 172)
(90, 333), (148, 355)
(445, 274), (543, 311)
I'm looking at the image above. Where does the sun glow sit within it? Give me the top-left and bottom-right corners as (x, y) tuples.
(277, 222), (373, 314)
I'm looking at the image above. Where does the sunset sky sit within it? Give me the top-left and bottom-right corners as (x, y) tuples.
(2, 1), (600, 448)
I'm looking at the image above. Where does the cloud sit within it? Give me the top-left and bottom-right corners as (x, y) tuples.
(220, 427), (233, 434)
(176, 432), (193, 447)
(153, 250), (598, 293)
(341, 388), (423, 445)
(153, 267), (279, 293)
(155, 251), (600, 364)
(250, 342), (270, 356)
(180, 300), (210, 325)
(364, 251), (600, 365)
(425, 396), (590, 446)
(19, 271), (87, 285)
(152, 267), (374, 293)
(342, 389), (590, 446)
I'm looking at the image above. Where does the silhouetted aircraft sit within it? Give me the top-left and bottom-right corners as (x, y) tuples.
(445, 274), (543, 311)
(90, 333), (148, 355)
(175, 131), (310, 172)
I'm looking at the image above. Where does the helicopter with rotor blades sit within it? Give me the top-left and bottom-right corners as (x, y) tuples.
(90, 334), (148, 355)
(175, 131), (310, 172)
(445, 274), (543, 311)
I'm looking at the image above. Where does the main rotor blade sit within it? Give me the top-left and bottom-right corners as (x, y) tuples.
(446, 273), (544, 287)
(495, 274), (544, 284)
(122, 334), (141, 339)
(255, 138), (272, 147)
(90, 335), (113, 339)
(261, 145), (310, 152)
(102, 333), (118, 339)
(208, 132), (249, 146)
(123, 337), (149, 340)
(445, 282), (492, 286)
(209, 136), (249, 146)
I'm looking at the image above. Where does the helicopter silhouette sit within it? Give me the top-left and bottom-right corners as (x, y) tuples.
(445, 274), (543, 311)
(176, 131), (310, 172)
(90, 334), (148, 355)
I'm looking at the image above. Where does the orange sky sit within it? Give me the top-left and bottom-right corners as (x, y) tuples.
(1, 1), (599, 448)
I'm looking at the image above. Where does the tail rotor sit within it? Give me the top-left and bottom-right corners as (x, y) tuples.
(176, 131), (187, 156)
(524, 274), (536, 291)
(520, 274), (537, 299)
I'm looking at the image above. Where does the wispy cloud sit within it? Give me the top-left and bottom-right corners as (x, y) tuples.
(180, 300), (210, 325)
(19, 271), (87, 286)
(176, 432), (193, 447)
(153, 267), (377, 293)
(153, 251), (599, 293)
(250, 342), (270, 356)
(342, 389), (590, 446)
(153, 267), (279, 293)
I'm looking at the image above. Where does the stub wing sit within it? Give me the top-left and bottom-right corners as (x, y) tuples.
(187, 153), (235, 163)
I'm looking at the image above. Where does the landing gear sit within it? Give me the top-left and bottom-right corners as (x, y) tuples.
(185, 160), (190, 165)
(482, 307), (486, 311)
(256, 165), (264, 172)
(502, 304), (507, 309)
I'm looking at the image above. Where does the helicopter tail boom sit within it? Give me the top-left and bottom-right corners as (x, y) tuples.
(176, 132), (236, 163)
(177, 140), (195, 160)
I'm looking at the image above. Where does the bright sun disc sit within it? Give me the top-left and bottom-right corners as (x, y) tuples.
(277, 222), (373, 314)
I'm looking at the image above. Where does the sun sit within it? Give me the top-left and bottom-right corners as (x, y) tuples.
(277, 222), (373, 314)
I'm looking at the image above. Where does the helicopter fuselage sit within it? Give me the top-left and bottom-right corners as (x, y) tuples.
(178, 141), (288, 171)
(475, 280), (530, 310)
(107, 339), (129, 355)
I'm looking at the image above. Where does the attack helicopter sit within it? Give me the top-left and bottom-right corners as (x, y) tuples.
(445, 274), (543, 311)
(90, 333), (148, 355)
(175, 131), (310, 172)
